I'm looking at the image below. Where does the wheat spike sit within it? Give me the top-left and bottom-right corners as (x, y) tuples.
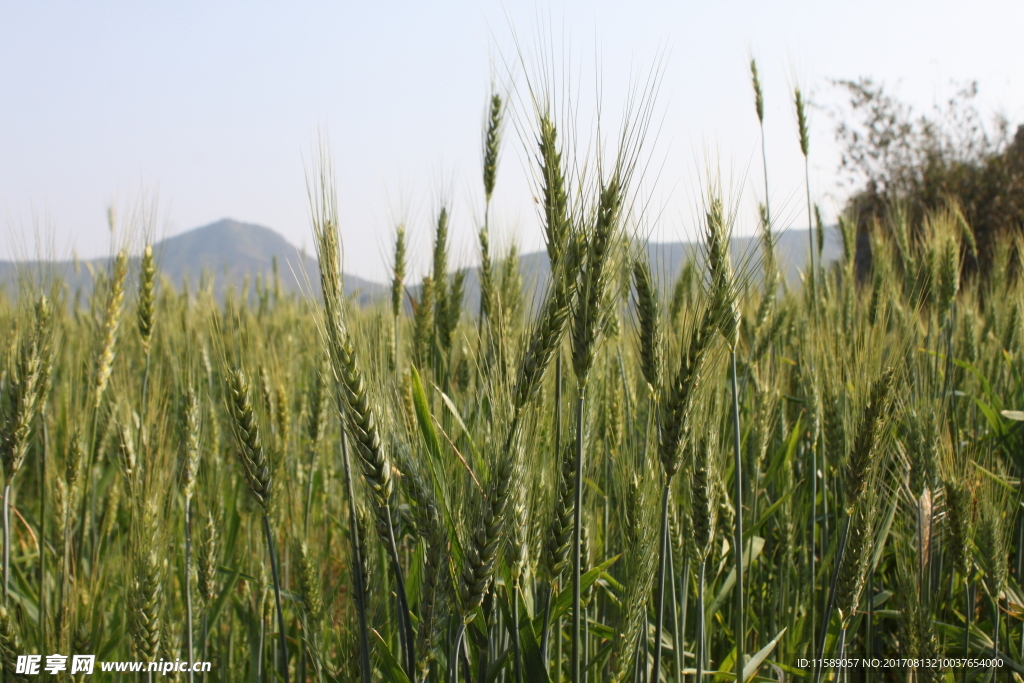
(295, 541), (324, 622)
(843, 368), (896, 514)
(483, 92), (503, 202)
(226, 368), (273, 510)
(137, 243), (156, 355)
(94, 249), (128, 408)
(632, 255), (662, 392)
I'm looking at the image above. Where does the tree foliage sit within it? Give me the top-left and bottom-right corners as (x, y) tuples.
(834, 77), (1024, 276)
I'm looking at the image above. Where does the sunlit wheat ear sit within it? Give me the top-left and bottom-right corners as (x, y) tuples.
(571, 174), (622, 387)
(130, 506), (163, 663)
(196, 512), (218, 608)
(258, 365), (275, 421)
(943, 477), (974, 578)
(182, 386), (200, 500)
(273, 381), (290, 450)
(843, 368), (896, 514)
(705, 196), (739, 346)
(689, 436), (720, 564)
(99, 479), (121, 543)
(335, 332), (393, 512)
(413, 275), (434, 368)
(978, 494), (1008, 597)
(226, 368), (272, 511)
(61, 433), (87, 563)
(94, 249), (128, 408)
(295, 541), (324, 622)
(431, 206), (453, 352)
(353, 506), (373, 614)
(750, 59), (764, 124)
(391, 226), (406, 372)
(483, 92), (503, 203)
(478, 227), (495, 324)
(544, 441), (577, 581)
(137, 243), (156, 355)
(795, 87), (810, 158)
(937, 234), (960, 322)
(538, 114), (569, 266)
(513, 262), (572, 410)
(632, 255), (662, 393)
(116, 419), (138, 483)
(835, 495), (877, 626)
(507, 494), (528, 585)
(54, 477), (71, 551)
(391, 222), (407, 313)
(458, 447), (518, 619)
(305, 361), (328, 447)
(657, 303), (720, 479)
(415, 525), (445, 678)
(33, 294), (54, 409)
(0, 605), (24, 679)
(1, 320), (43, 481)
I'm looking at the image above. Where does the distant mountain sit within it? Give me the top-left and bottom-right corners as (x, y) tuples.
(0, 218), (386, 306)
(453, 225), (844, 314)
(150, 219), (384, 304)
(0, 219), (842, 311)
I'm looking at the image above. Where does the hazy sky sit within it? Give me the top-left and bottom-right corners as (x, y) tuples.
(2, 1), (1022, 282)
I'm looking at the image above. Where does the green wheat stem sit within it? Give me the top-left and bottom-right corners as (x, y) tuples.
(451, 622), (467, 683)
(731, 351), (745, 683)
(540, 352), (563, 669)
(341, 430), (371, 683)
(696, 559), (707, 683)
(2, 485), (9, 603)
(667, 533), (682, 683)
(38, 411), (49, 650)
(679, 556), (690, 683)
(303, 441), (317, 533)
(512, 580), (523, 683)
(572, 391), (584, 683)
(809, 440), (817, 660)
(383, 505), (416, 678)
(184, 495), (195, 683)
(813, 512), (851, 683)
(262, 513), (289, 683)
(652, 479), (672, 682)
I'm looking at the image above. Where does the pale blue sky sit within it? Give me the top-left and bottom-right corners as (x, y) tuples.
(2, 1), (1022, 281)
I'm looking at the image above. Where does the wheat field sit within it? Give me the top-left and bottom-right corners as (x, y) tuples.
(0, 62), (1022, 683)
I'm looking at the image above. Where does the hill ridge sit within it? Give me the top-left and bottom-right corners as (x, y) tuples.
(0, 219), (842, 308)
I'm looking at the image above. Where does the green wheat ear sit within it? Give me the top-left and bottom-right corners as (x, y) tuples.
(750, 58), (764, 123)
(843, 367), (897, 514)
(1, 321), (43, 481)
(795, 86), (810, 157)
(295, 541), (324, 622)
(632, 255), (662, 392)
(137, 243), (156, 354)
(226, 368), (273, 510)
(196, 512), (218, 607)
(182, 386), (200, 500)
(391, 225), (406, 320)
(835, 495), (878, 626)
(0, 605), (25, 680)
(483, 92), (503, 203)
(943, 477), (974, 578)
(94, 249), (128, 408)
(538, 113), (569, 266)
